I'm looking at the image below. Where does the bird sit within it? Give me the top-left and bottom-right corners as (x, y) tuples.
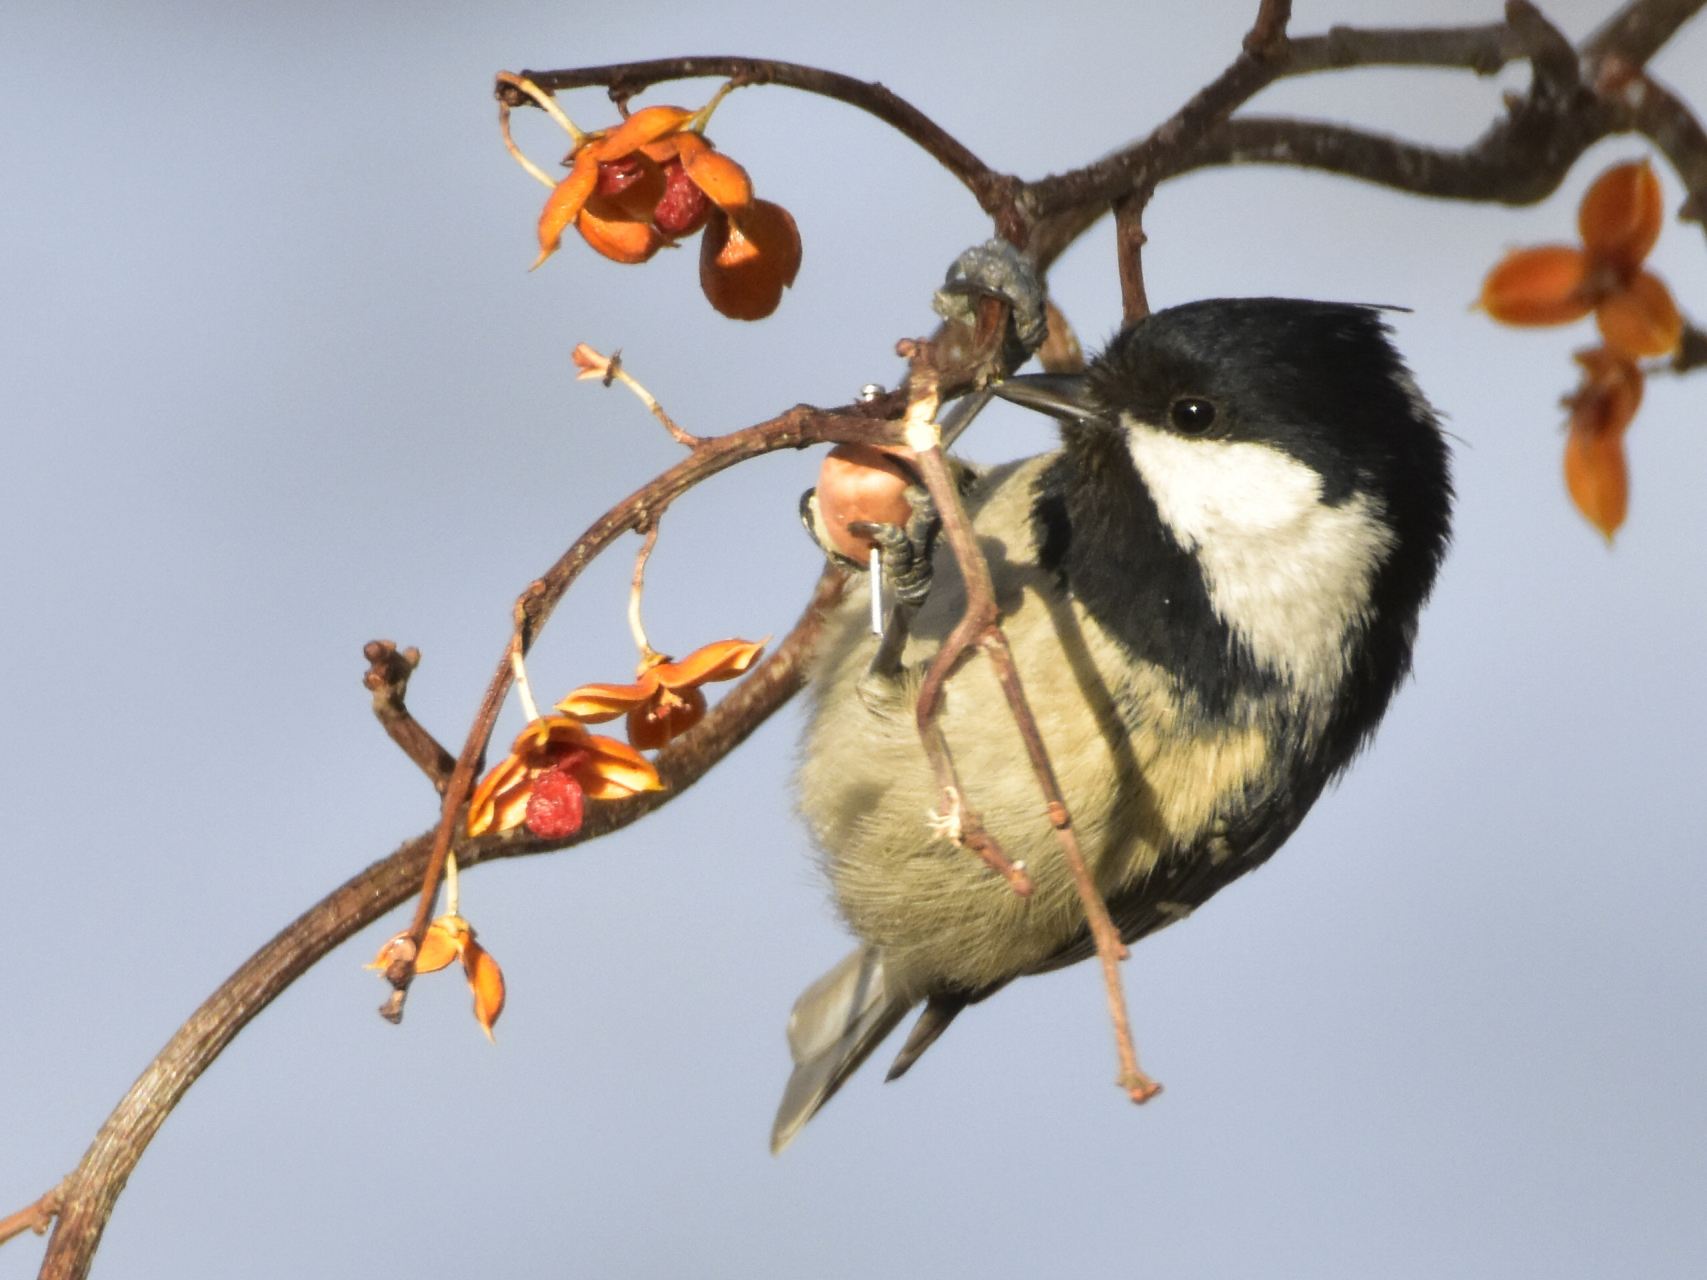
(778, 296), (1454, 1154)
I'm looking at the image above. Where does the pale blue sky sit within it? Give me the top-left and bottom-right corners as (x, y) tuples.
(2, 2), (1703, 1276)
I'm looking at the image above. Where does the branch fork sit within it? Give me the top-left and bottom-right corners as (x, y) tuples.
(900, 340), (1160, 1103)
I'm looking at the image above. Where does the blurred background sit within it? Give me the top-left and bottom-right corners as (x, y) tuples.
(2, 1), (1703, 1276)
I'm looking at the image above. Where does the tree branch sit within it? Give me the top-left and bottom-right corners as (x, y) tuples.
(903, 344), (1158, 1103)
(1021, 0), (1298, 220)
(386, 401), (910, 1016)
(37, 565), (849, 1280)
(362, 641), (456, 793)
(1585, 0), (1707, 67)
(1627, 72), (1707, 225)
(1114, 190), (1152, 324)
(499, 58), (1027, 244)
(0, 1184), (65, 1250)
(35, 4), (1707, 1274)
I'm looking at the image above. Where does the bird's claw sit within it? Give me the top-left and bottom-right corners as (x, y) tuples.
(848, 483), (939, 607)
(933, 238), (1048, 365)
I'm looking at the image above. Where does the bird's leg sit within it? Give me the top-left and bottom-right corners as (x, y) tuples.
(849, 483), (939, 677)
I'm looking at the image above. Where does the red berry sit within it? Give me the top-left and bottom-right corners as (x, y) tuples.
(596, 156), (647, 197)
(525, 765), (585, 839)
(653, 160), (711, 237)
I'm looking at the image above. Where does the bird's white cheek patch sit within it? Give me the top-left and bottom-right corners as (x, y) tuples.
(1123, 420), (1395, 695)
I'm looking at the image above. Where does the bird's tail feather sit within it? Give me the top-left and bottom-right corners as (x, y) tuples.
(884, 991), (968, 1081)
(771, 947), (911, 1154)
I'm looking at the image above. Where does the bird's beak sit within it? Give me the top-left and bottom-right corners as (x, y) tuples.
(988, 373), (1101, 422)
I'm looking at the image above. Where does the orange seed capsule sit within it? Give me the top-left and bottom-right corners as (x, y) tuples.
(1595, 270), (1683, 357)
(815, 444), (917, 561)
(1578, 159), (1664, 275)
(1479, 245), (1594, 326)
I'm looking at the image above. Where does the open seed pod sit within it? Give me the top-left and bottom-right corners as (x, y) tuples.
(814, 443), (919, 560)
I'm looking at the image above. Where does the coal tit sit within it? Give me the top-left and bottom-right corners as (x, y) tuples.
(777, 298), (1453, 1152)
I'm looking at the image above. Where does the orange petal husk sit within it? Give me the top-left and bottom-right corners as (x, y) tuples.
(650, 638), (768, 688)
(1479, 246), (1594, 325)
(699, 202), (802, 321)
(1564, 414), (1631, 539)
(1563, 348), (1642, 539)
(646, 132), (714, 170)
(468, 716), (597, 837)
(513, 713), (591, 754)
(1578, 159), (1664, 274)
(748, 202), (801, 287)
(577, 205), (664, 265)
(571, 734), (664, 799)
(589, 105), (695, 162)
(467, 753), (533, 837)
(684, 149), (753, 213)
(571, 342), (612, 380)
(533, 151), (600, 268)
(1595, 270), (1684, 357)
(557, 678), (660, 721)
(462, 938), (506, 1041)
(416, 919), (465, 974)
(627, 687), (707, 751)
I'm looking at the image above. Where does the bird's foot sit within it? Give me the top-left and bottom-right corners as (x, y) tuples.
(933, 238), (1049, 368)
(848, 482), (939, 609)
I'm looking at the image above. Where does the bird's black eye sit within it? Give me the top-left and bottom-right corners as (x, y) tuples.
(1169, 397), (1216, 434)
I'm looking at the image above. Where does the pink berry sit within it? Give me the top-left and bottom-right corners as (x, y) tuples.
(525, 766), (585, 839)
(653, 160), (711, 237)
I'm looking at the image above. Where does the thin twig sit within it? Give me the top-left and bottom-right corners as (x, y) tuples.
(37, 566), (848, 1280)
(508, 643), (542, 723)
(1244, 0), (1293, 58)
(628, 518), (663, 660)
(494, 72), (586, 146)
(384, 400), (910, 1018)
(498, 58), (1027, 244)
(903, 349), (1157, 1101)
(1113, 190), (1152, 325)
(498, 97), (558, 189)
(899, 378), (1032, 896)
(362, 641), (457, 794)
(0, 1182), (65, 1249)
(573, 345), (702, 447)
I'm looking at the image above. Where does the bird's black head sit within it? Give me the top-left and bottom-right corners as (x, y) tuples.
(1000, 297), (1453, 767)
(1088, 298), (1449, 519)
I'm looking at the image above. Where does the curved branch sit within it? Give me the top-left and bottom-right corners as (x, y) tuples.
(36, 4), (1707, 1275)
(1628, 72), (1707, 225)
(1585, 0), (1706, 66)
(500, 58), (1026, 242)
(37, 566), (848, 1280)
(1029, 0), (1707, 270)
(1023, 1), (1579, 227)
(391, 401), (906, 1003)
(1020, 1), (1295, 221)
